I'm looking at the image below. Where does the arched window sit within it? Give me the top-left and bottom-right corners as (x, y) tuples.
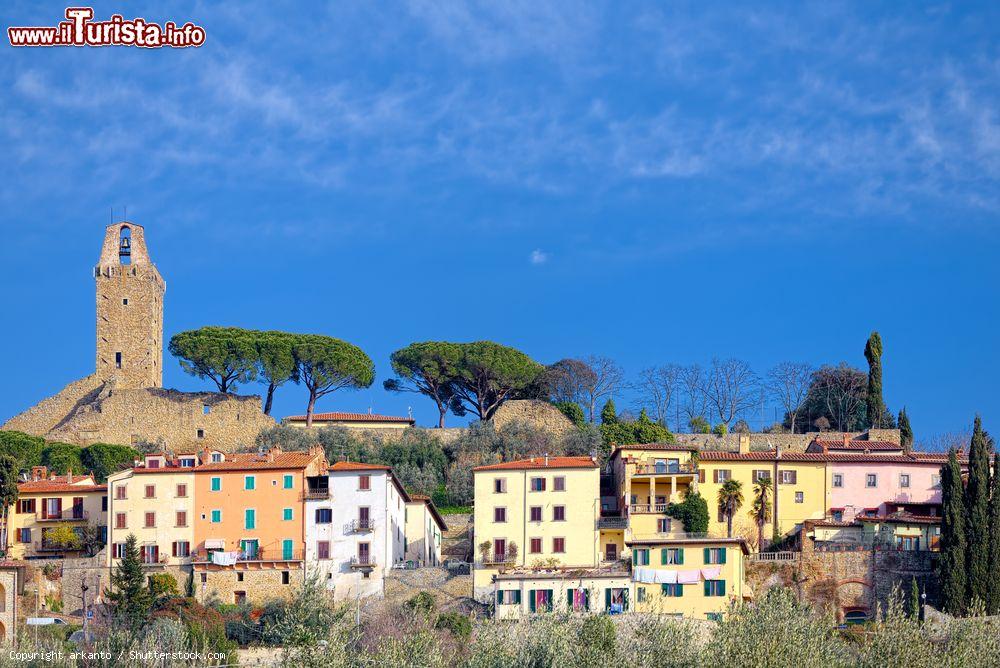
(119, 225), (132, 265)
(843, 610), (868, 625)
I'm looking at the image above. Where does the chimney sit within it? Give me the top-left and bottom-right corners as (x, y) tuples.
(775, 444), (782, 459)
(31, 466), (47, 482)
(67, 468), (72, 483)
(738, 434), (750, 455)
(842, 433), (850, 447)
(544, 453), (549, 466)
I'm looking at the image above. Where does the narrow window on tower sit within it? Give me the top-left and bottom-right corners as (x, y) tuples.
(115, 352), (122, 368)
(122, 298), (129, 305)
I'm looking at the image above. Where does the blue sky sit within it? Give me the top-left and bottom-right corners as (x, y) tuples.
(1, 2), (998, 443)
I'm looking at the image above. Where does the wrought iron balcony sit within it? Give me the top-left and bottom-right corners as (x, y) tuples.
(303, 488), (331, 500)
(633, 463), (696, 476)
(350, 556), (376, 569)
(480, 552), (515, 566)
(349, 518), (375, 533)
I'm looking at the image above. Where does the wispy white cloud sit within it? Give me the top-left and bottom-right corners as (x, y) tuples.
(530, 249), (549, 265)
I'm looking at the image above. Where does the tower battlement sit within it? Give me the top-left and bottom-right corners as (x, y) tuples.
(94, 222), (166, 389)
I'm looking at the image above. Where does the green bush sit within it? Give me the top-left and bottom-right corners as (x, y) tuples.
(435, 611), (471, 638)
(404, 591), (437, 617)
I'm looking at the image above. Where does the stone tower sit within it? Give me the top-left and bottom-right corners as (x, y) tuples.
(94, 222), (166, 388)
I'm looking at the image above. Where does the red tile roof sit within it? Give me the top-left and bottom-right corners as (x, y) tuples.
(193, 451), (320, 472)
(699, 451), (830, 462)
(474, 456), (598, 472)
(811, 439), (903, 452)
(18, 475), (105, 494)
(327, 461), (391, 472)
(697, 450), (960, 465)
(285, 412), (414, 424)
(612, 443), (698, 453)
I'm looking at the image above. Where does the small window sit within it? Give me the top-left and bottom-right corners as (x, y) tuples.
(831, 510), (844, 522)
(283, 474), (294, 489)
(529, 538), (543, 554)
(200, 573), (208, 584)
(202, 405), (210, 415)
(234, 591), (246, 605)
(245, 509), (256, 529)
(779, 470), (796, 485)
(317, 541), (330, 559)
(866, 474), (878, 488)
(359, 475), (371, 491)
(315, 508), (332, 524)
(211, 453), (223, 463)
(282, 571), (290, 585)
(494, 478), (506, 494)
(553, 537), (565, 553)
(795, 491), (804, 503)
(553, 506), (566, 521)
(283, 508), (293, 521)
(115, 352), (122, 369)
(210, 477), (221, 492)
(530, 477), (546, 492)
(144, 485), (155, 499)
(900, 474), (910, 488)
(122, 298), (129, 305)
(176, 484), (187, 497)
(115, 485), (127, 500)
(244, 476), (256, 491)
(237, 572), (244, 582)
(529, 506), (542, 522)
(705, 580), (726, 596)
(494, 507), (507, 523)
(657, 517), (671, 533)
(931, 474), (941, 488)
(197, 429), (205, 439)
(176, 511), (187, 527)
(553, 476), (566, 491)
(211, 509), (222, 523)
(144, 512), (155, 528)
(714, 469), (731, 483)
(832, 474), (843, 488)
(637, 586), (647, 603)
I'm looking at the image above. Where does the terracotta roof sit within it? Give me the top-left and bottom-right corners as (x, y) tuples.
(285, 412), (414, 424)
(193, 451), (320, 472)
(859, 513), (941, 525)
(612, 443), (698, 454)
(698, 450), (960, 464)
(473, 456), (598, 472)
(327, 462), (391, 472)
(699, 451), (829, 462)
(809, 519), (859, 528)
(18, 475), (105, 493)
(813, 440), (902, 451)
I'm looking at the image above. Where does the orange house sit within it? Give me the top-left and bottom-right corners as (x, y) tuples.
(192, 447), (326, 564)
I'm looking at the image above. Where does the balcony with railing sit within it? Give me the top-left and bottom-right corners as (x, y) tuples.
(348, 518), (375, 533)
(632, 463), (697, 476)
(350, 555), (376, 569)
(37, 509), (89, 522)
(303, 487), (331, 501)
(35, 541), (76, 553)
(629, 504), (670, 514)
(480, 552), (516, 567)
(191, 548), (305, 565)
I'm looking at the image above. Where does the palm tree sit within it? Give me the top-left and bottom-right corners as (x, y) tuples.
(750, 477), (773, 551)
(717, 479), (744, 538)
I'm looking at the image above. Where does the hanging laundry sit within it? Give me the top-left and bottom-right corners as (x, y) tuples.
(677, 569), (700, 584)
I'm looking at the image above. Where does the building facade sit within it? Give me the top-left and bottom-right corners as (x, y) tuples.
(6, 468), (107, 559)
(304, 462), (407, 601)
(404, 495), (446, 567)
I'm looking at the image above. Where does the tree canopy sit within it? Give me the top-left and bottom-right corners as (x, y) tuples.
(384, 342), (465, 428)
(168, 326), (258, 393)
(784, 364), (868, 433)
(864, 331), (892, 428)
(447, 341), (542, 421)
(293, 334), (375, 427)
(80, 443), (140, 483)
(255, 330), (298, 415)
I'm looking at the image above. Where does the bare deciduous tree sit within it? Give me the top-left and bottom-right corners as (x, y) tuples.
(811, 364), (867, 432)
(631, 365), (681, 425)
(766, 362), (814, 433)
(581, 355), (624, 422)
(680, 364), (709, 426)
(702, 358), (760, 428)
(539, 358), (598, 406)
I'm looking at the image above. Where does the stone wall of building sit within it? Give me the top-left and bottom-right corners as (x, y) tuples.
(490, 400), (575, 437)
(195, 567), (305, 606)
(0, 570), (16, 644)
(2, 374), (104, 436)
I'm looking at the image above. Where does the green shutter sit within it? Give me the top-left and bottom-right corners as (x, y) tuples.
(720, 548), (727, 564)
(514, 590), (521, 605)
(546, 590), (554, 612)
(677, 548), (684, 565)
(605, 588), (611, 611)
(568, 589), (574, 610)
(661, 548), (667, 565)
(632, 549), (638, 564)
(529, 590), (536, 613)
(721, 580), (726, 596)
(704, 580), (711, 596)
(584, 589), (590, 611)
(704, 547), (710, 564)
(677, 584), (684, 597)
(623, 589), (629, 611)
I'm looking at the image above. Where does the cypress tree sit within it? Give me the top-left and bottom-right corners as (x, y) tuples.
(898, 407), (913, 451)
(907, 577), (920, 619)
(104, 534), (152, 633)
(600, 399), (618, 425)
(965, 417), (991, 607)
(938, 448), (967, 615)
(988, 452), (1000, 614)
(863, 332), (887, 428)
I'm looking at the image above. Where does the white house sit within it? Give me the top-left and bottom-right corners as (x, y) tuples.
(404, 495), (447, 567)
(304, 462), (407, 601)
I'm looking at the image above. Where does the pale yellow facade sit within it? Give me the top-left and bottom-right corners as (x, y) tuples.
(697, 458), (828, 541)
(106, 465), (196, 567)
(404, 498), (445, 567)
(6, 471), (107, 559)
(473, 460), (601, 600)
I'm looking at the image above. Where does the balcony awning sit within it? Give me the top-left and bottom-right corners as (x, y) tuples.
(204, 539), (225, 550)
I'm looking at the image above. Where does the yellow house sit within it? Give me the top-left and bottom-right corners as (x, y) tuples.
(404, 494), (447, 567)
(629, 536), (749, 620)
(697, 445), (829, 543)
(106, 452), (197, 567)
(6, 467), (107, 559)
(472, 456), (602, 602)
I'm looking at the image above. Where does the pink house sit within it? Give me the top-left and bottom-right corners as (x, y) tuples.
(826, 452), (961, 522)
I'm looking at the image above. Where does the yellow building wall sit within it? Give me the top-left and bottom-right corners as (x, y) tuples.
(473, 467), (600, 599)
(106, 469), (196, 566)
(492, 575), (633, 620)
(697, 461), (828, 540)
(614, 448), (697, 512)
(7, 488), (107, 559)
(630, 542), (745, 619)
